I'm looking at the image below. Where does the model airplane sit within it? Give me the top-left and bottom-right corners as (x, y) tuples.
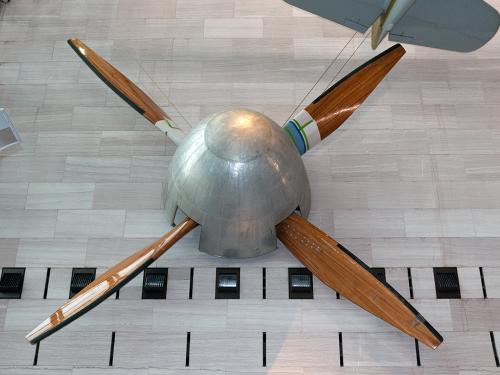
(26, 39), (443, 350)
(284, 0), (500, 52)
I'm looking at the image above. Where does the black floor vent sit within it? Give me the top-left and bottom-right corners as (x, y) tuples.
(142, 268), (168, 299)
(70, 268), (96, 298)
(215, 268), (240, 299)
(371, 267), (386, 282)
(288, 268), (313, 299)
(433, 267), (461, 299)
(0, 268), (25, 299)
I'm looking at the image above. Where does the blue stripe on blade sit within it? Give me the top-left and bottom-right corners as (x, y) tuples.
(284, 120), (306, 155)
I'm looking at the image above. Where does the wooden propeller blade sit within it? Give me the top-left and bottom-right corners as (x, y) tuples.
(283, 44), (405, 155)
(26, 218), (198, 345)
(277, 213), (443, 349)
(68, 38), (169, 125)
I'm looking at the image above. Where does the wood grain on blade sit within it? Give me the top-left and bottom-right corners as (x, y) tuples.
(309, 44), (405, 139)
(26, 218), (198, 344)
(276, 213), (442, 349)
(68, 38), (169, 124)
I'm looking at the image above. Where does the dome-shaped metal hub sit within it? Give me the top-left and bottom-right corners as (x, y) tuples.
(205, 110), (273, 162)
(163, 108), (311, 258)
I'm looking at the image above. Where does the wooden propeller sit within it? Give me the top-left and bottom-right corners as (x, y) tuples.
(68, 38), (184, 144)
(277, 213), (443, 349)
(26, 218), (198, 344)
(283, 44), (405, 155)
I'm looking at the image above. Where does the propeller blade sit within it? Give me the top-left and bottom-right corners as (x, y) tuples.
(68, 38), (184, 144)
(26, 218), (198, 344)
(283, 44), (405, 155)
(277, 213), (442, 349)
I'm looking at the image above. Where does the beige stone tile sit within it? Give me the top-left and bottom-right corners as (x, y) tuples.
(189, 331), (261, 371)
(204, 18), (263, 38)
(26, 183), (94, 209)
(333, 209), (405, 238)
(411, 268), (436, 299)
(235, 0), (291, 17)
(0, 183), (28, 209)
(117, 0), (176, 18)
(483, 267), (500, 298)
(343, 332), (415, 367)
(0, 239), (19, 267)
(63, 156), (131, 182)
(0, 62), (20, 83)
(472, 209), (500, 237)
(0, 85), (46, 107)
(99, 131), (166, 156)
(0, 41), (55, 63)
(267, 331), (339, 369)
(265, 267), (289, 300)
(153, 300), (226, 331)
(0, 331), (36, 366)
(0, 156), (66, 183)
(420, 332), (495, 367)
(144, 19), (203, 39)
(45, 267), (72, 299)
(386, 267), (411, 300)
(114, 331), (186, 368)
(166, 267), (190, 300)
(124, 209), (172, 238)
(85, 237), (157, 267)
(178, 0), (234, 18)
(37, 331), (110, 366)
(35, 132), (101, 155)
(457, 267), (484, 299)
(191, 267), (215, 300)
(55, 209), (125, 237)
(371, 238), (443, 267)
(93, 182), (162, 209)
(16, 238), (87, 267)
(20, 267), (47, 299)
(44, 84), (107, 107)
(0, 210), (57, 238)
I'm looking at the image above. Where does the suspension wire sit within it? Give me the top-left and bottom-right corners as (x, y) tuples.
(136, 60), (193, 129)
(324, 30), (371, 89)
(287, 30), (372, 123)
(133, 30), (369, 129)
(286, 31), (358, 123)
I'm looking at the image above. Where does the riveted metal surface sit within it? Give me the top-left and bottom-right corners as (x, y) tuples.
(163, 109), (311, 258)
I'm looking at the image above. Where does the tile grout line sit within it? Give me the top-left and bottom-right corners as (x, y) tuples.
(43, 267), (50, 299)
(491, 331), (500, 367)
(109, 331), (116, 366)
(33, 342), (40, 366)
(407, 267), (414, 299)
(263, 332), (266, 367)
(480, 266), (487, 299)
(415, 339), (421, 366)
(262, 267), (266, 300)
(185, 331), (191, 367)
(189, 267), (194, 299)
(338, 332), (344, 367)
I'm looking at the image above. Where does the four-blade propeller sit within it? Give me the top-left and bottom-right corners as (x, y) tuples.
(27, 39), (442, 349)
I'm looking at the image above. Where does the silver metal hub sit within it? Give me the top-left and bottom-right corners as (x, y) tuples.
(163, 109), (311, 258)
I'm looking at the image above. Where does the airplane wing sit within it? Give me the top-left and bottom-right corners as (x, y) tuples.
(389, 0), (500, 52)
(283, 0), (386, 32)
